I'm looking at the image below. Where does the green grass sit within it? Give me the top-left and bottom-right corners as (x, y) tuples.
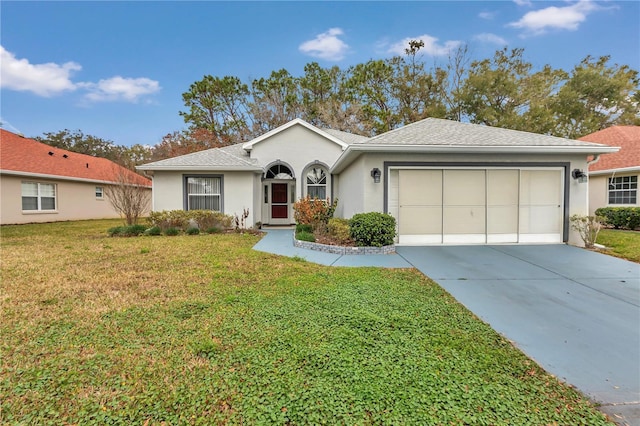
(1, 219), (612, 424)
(597, 228), (640, 263)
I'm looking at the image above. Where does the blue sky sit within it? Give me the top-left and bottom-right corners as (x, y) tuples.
(1, 1), (638, 147)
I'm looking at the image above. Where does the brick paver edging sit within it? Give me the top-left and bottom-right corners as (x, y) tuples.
(293, 235), (396, 255)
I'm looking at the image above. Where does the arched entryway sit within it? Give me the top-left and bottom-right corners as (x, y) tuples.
(262, 162), (295, 225)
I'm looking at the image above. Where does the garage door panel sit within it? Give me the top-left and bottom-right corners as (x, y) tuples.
(488, 206), (518, 234)
(488, 170), (519, 205)
(443, 170), (485, 205)
(443, 206), (486, 234)
(520, 206), (563, 234)
(399, 207), (442, 234)
(399, 170), (442, 206)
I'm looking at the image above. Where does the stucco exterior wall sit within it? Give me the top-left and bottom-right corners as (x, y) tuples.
(250, 124), (345, 200)
(1, 174), (150, 225)
(150, 170), (259, 226)
(334, 156), (365, 219)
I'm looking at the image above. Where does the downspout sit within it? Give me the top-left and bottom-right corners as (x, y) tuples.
(587, 154), (601, 167)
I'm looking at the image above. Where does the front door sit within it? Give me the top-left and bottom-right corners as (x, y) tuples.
(271, 183), (289, 220)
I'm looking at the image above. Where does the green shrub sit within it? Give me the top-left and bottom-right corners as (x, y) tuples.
(186, 227), (200, 235)
(164, 227), (180, 236)
(595, 207), (640, 230)
(206, 227), (222, 234)
(328, 218), (352, 244)
(144, 226), (162, 236)
(349, 212), (396, 247)
(295, 223), (313, 233)
(107, 224), (147, 237)
(296, 231), (316, 242)
(148, 210), (234, 232)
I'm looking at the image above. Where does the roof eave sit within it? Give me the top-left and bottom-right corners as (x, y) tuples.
(330, 144), (620, 174)
(0, 169), (152, 187)
(136, 165), (263, 172)
(589, 166), (640, 176)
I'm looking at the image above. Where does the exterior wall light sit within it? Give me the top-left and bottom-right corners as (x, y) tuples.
(571, 168), (588, 183)
(371, 168), (381, 183)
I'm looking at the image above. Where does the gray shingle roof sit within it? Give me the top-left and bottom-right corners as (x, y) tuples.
(321, 128), (369, 145)
(138, 143), (260, 170)
(359, 118), (608, 147)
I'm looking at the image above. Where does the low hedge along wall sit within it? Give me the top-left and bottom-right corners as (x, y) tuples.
(595, 207), (640, 230)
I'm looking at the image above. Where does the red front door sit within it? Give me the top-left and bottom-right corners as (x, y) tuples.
(271, 183), (288, 219)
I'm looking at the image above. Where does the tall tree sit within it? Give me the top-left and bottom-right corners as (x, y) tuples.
(179, 75), (251, 143)
(36, 129), (122, 162)
(151, 129), (222, 161)
(249, 69), (302, 135)
(552, 55), (640, 138)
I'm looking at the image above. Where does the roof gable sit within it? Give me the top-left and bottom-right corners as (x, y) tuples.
(241, 118), (349, 151)
(579, 126), (640, 172)
(0, 129), (151, 187)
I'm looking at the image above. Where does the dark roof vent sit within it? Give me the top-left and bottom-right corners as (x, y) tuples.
(48, 151), (54, 156)
(63, 154), (68, 158)
(86, 163), (89, 168)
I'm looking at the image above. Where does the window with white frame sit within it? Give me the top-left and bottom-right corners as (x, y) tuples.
(608, 176), (637, 204)
(185, 176), (222, 211)
(95, 186), (104, 199)
(306, 166), (327, 199)
(22, 182), (56, 211)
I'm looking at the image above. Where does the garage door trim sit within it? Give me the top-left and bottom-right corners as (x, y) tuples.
(384, 161), (571, 243)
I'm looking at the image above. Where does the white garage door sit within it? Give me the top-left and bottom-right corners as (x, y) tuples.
(398, 168), (563, 245)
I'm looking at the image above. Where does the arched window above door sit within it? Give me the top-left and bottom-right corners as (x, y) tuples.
(265, 163), (294, 180)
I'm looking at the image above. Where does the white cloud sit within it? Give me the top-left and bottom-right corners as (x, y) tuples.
(479, 11), (496, 20)
(0, 45), (80, 97)
(79, 77), (161, 103)
(473, 33), (508, 45)
(508, 1), (600, 35)
(386, 34), (462, 57)
(513, 0), (532, 7)
(0, 45), (161, 103)
(299, 28), (349, 61)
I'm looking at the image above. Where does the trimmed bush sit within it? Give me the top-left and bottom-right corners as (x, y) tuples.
(186, 227), (200, 235)
(295, 223), (313, 234)
(595, 207), (640, 230)
(164, 227), (180, 236)
(107, 224), (147, 237)
(327, 218), (352, 244)
(296, 231), (316, 242)
(148, 210), (233, 232)
(143, 226), (162, 236)
(349, 212), (396, 247)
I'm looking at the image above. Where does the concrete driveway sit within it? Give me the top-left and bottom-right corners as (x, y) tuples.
(396, 244), (640, 425)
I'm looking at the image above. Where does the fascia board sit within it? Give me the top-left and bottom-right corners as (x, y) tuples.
(0, 169), (152, 187)
(135, 165), (263, 172)
(331, 144), (620, 174)
(589, 166), (640, 176)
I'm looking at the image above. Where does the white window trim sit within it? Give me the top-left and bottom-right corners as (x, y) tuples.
(21, 181), (57, 212)
(303, 163), (329, 199)
(608, 175), (638, 205)
(184, 175), (223, 212)
(96, 186), (104, 199)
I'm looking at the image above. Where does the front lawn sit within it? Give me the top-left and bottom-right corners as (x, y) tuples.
(1, 220), (612, 424)
(597, 228), (640, 263)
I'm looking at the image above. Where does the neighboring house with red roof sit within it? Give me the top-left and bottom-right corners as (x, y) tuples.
(579, 126), (639, 215)
(1, 129), (152, 225)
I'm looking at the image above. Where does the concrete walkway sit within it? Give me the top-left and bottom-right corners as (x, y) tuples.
(252, 230), (640, 425)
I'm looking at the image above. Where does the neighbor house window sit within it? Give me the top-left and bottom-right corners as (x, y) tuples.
(95, 186), (104, 199)
(22, 182), (56, 211)
(306, 167), (327, 199)
(185, 176), (222, 211)
(608, 176), (637, 204)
